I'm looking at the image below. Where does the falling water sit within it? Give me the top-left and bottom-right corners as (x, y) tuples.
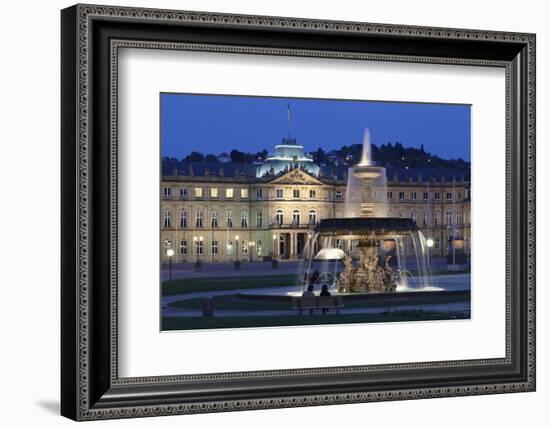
(344, 169), (363, 217)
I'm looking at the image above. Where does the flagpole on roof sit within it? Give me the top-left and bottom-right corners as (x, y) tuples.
(287, 103), (291, 140)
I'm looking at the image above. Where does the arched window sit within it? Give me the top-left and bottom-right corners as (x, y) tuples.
(180, 210), (187, 228)
(308, 209), (317, 225)
(446, 210), (452, 225)
(276, 209), (284, 226)
(163, 211), (171, 228)
(435, 210), (441, 225)
(241, 210), (248, 228)
(211, 211), (218, 228)
(256, 210), (262, 228)
(226, 210), (233, 228)
(423, 210), (429, 226)
(195, 210), (203, 228)
(455, 210), (461, 225)
(292, 209), (300, 225)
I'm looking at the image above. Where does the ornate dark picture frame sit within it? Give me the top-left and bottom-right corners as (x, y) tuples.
(61, 4), (536, 421)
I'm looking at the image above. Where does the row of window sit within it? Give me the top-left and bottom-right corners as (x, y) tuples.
(388, 209), (470, 226)
(164, 239), (263, 257)
(163, 187), (320, 200)
(384, 190), (470, 201)
(162, 209), (320, 229)
(163, 186), (470, 202)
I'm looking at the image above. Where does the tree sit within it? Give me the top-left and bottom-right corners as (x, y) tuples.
(185, 151), (204, 162)
(204, 154), (218, 162)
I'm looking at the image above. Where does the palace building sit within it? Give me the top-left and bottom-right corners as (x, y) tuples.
(161, 139), (470, 263)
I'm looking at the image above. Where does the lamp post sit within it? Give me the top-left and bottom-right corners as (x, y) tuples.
(271, 234), (278, 269)
(248, 240), (255, 262)
(166, 248), (174, 280)
(233, 235), (241, 270)
(193, 236), (198, 264)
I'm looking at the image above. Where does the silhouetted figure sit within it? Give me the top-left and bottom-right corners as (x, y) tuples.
(302, 284), (315, 297)
(320, 284), (331, 314)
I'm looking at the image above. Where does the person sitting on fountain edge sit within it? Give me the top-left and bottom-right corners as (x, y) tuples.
(302, 284), (315, 298)
(320, 284), (331, 314)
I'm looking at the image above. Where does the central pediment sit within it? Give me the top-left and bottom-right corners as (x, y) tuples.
(269, 169), (324, 185)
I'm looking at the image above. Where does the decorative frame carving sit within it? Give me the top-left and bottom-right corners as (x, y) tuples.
(61, 4), (535, 421)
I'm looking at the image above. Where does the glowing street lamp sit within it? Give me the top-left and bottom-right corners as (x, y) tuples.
(426, 238), (434, 248)
(248, 240), (255, 262)
(166, 248), (174, 280)
(272, 234), (277, 260)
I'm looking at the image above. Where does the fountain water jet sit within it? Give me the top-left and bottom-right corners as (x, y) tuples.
(304, 127), (434, 293)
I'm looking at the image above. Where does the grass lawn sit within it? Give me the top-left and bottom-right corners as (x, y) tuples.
(167, 291), (470, 312)
(162, 310), (470, 331)
(162, 274), (300, 296)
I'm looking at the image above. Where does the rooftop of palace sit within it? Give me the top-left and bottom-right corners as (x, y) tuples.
(162, 158), (471, 185)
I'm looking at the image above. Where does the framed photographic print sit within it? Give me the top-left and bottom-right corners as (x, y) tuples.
(61, 4), (536, 421)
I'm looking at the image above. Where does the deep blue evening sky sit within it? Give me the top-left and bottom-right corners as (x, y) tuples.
(161, 93), (471, 161)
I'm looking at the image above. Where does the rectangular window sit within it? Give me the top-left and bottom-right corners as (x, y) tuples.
(256, 240), (262, 256)
(399, 192), (405, 200)
(241, 240), (248, 254)
(412, 192), (417, 200)
(194, 187), (203, 198)
(163, 211), (171, 228)
(309, 189), (316, 199)
(446, 192), (452, 200)
(196, 240), (203, 256)
(211, 211), (218, 228)
(387, 191), (393, 200)
(434, 192), (441, 200)
(256, 188), (263, 199)
(163, 240), (171, 255)
(241, 188), (249, 198)
(210, 187), (218, 198)
(293, 189), (300, 198)
(226, 240), (234, 255)
(180, 240), (187, 255)
(180, 210), (187, 228)
(435, 238), (440, 249)
(336, 190), (343, 200)
(211, 240), (218, 255)
(226, 210), (233, 228)
(423, 210), (429, 226)
(226, 188), (234, 198)
(241, 210), (248, 228)
(180, 188), (187, 198)
(276, 188), (283, 198)
(435, 210), (441, 225)
(163, 187), (171, 197)
(423, 192), (428, 200)
(457, 192), (462, 200)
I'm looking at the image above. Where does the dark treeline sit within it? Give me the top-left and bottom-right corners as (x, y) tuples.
(176, 142), (469, 171)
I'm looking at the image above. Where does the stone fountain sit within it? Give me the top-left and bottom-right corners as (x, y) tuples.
(304, 128), (431, 293)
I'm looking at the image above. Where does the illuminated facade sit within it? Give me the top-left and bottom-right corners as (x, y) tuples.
(161, 165), (471, 263)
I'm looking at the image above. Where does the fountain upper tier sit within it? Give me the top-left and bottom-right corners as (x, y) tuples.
(317, 217), (417, 239)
